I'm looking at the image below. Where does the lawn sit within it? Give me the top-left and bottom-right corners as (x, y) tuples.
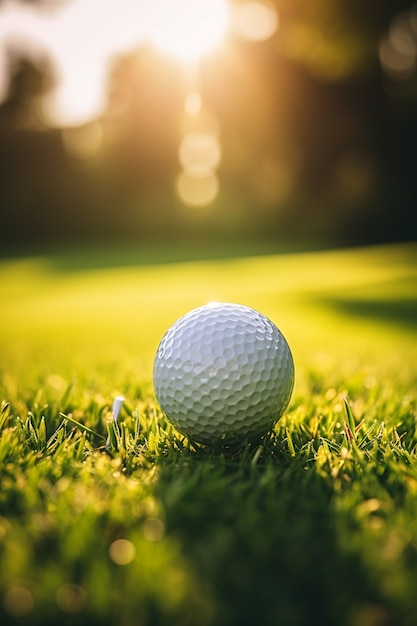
(0, 242), (417, 626)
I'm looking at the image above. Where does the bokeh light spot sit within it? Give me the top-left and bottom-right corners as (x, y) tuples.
(108, 539), (136, 565)
(177, 170), (219, 207)
(179, 132), (221, 175)
(379, 11), (417, 80)
(234, 1), (278, 42)
(379, 37), (416, 79)
(390, 13), (417, 55)
(4, 585), (34, 617)
(181, 106), (221, 139)
(143, 517), (166, 542)
(56, 584), (87, 614)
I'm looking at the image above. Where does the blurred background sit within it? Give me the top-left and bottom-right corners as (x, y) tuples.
(0, 0), (416, 257)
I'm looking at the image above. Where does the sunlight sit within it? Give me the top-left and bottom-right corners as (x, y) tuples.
(179, 132), (221, 175)
(41, 56), (109, 127)
(177, 170), (219, 207)
(0, 0), (152, 126)
(184, 92), (202, 116)
(233, 1), (278, 42)
(176, 91), (222, 209)
(0, 0), (231, 126)
(148, 0), (230, 63)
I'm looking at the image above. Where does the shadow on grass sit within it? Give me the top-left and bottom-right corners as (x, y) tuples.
(4, 239), (309, 272)
(155, 449), (402, 626)
(315, 273), (417, 330)
(322, 296), (417, 330)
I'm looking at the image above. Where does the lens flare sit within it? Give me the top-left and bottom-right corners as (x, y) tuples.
(379, 11), (417, 80)
(233, 1), (278, 42)
(179, 132), (221, 175)
(108, 539), (136, 565)
(177, 170), (219, 207)
(56, 584), (87, 614)
(4, 586), (34, 618)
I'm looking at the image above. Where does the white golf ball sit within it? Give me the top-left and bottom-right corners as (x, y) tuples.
(153, 302), (294, 444)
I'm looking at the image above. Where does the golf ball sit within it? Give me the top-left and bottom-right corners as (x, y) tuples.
(153, 302), (294, 444)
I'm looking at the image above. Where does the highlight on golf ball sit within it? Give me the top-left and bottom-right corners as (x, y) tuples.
(153, 302), (294, 444)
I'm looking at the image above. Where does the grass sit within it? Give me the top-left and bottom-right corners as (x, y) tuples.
(0, 242), (417, 626)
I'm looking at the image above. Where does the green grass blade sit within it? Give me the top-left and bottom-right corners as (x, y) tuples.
(0, 402), (10, 430)
(343, 397), (356, 441)
(59, 412), (105, 440)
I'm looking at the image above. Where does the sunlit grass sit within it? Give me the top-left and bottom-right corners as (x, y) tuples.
(1, 242), (416, 370)
(0, 242), (417, 625)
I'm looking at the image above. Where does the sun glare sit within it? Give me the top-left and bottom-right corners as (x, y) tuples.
(0, 0), (152, 126)
(0, 0), (231, 126)
(233, 1), (278, 42)
(148, 0), (230, 63)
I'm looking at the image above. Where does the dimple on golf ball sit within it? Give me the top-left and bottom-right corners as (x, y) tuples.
(153, 302), (294, 444)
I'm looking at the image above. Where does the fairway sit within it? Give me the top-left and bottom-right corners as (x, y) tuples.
(1, 243), (417, 382)
(1, 243), (417, 626)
